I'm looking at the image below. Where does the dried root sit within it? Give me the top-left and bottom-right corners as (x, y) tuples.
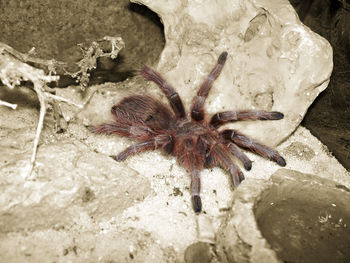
(70, 36), (125, 89)
(0, 37), (124, 178)
(0, 43), (77, 178)
(0, 100), (17, 109)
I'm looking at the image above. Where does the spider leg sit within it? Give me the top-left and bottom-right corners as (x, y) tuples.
(91, 124), (130, 136)
(113, 135), (172, 161)
(226, 142), (252, 171)
(210, 110), (284, 128)
(91, 123), (154, 139)
(191, 51), (228, 121)
(203, 135), (251, 171)
(221, 129), (286, 166)
(209, 143), (245, 187)
(190, 170), (202, 213)
(141, 66), (185, 119)
(176, 139), (206, 213)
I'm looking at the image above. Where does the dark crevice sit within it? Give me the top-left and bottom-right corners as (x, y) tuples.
(290, 0), (350, 169)
(0, 1), (165, 88)
(84, 3), (165, 86)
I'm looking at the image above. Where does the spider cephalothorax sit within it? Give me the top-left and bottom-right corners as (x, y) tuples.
(93, 51), (286, 213)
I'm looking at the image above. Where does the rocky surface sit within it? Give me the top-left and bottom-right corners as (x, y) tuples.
(0, 0), (346, 262)
(217, 168), (350, 263)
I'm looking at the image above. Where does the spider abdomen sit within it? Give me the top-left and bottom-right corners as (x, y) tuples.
(112, 95), (176, 132)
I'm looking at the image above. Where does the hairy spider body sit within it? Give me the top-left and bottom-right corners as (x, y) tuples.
(93, 51), (286, 213)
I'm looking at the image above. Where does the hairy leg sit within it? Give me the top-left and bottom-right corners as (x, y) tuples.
(190, 170), (202, 213)
(92, 123), (154, 139)
(222, 129), (286, 166)
(91, 124), (130, 136)
(113, 135), (172, 161)
(141, 66), (185, 118)
(175, 138), (205, 212)
(202, 133), (252, 171)
(209, 143), (245, 187)
(210, 110), (284, 127)
(191, 51), (228, 121)
(226, 142), (252, 171)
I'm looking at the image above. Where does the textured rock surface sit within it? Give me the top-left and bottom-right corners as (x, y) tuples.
(132, 0), (332, 146)
(256, 170), (350, 263)
(0, 0), (344, 262)
(216, 168), (350, 263)
(0, 122), (152, 234)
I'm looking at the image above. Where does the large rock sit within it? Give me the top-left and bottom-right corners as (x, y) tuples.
(130, 0), (332, 146)
(216, 168), (350, 263)
(0, 123), (152, 234)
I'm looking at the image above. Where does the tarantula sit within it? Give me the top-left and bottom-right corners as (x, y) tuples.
(93, 51), (286, 213)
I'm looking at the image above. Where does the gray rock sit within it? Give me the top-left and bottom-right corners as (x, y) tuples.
(184, 242), (213, 263)
(216, 169), (350, 263)
(0, 104), (152, 234)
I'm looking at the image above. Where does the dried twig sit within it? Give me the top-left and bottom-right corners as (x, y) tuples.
(70, 36), (125, 89)
(0, 37), (124, 178)
(0, 43), (80, 178)
(0, 100), (17, 109)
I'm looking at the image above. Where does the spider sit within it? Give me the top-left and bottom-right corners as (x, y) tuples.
(92, 51), (286, 213)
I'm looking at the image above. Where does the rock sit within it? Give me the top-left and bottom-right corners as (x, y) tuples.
(0, 227), (178, 263)
(184, 242), (213, 263)
(0, 102), (176, 262)
(215, 177), (280, 263)
(216, 168), (350, 263)
(0, 109), (152, 233)
(255, 169), (350, 263)
(130, 0), (332, 146)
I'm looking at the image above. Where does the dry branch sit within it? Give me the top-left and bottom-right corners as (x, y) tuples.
(0, 37), (124, 178)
